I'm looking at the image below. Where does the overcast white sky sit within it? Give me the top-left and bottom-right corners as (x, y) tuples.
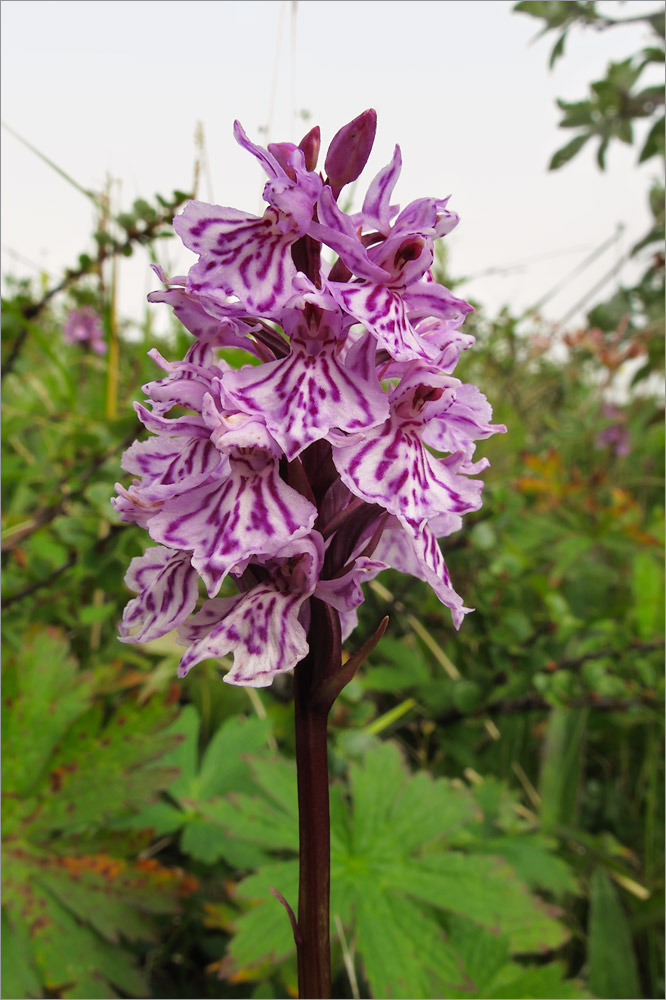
(1, 0), (663, 332)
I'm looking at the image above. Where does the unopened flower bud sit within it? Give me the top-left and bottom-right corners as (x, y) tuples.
(325, 109), (377, 198)
(299, 125), (321, 172)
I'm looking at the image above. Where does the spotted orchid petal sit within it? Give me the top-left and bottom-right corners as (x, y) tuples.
(361, 144), (402, 236)
(147, 460), (317, 596)
(327, 281), (441, 363)
(331, 379), (484, 526)
(315, 556), (387, 615)
(310, 186), (391, 283)
(119, 547), (199, 644)
(148, 282), (261, 355)
(374, 519), (470, 628)
(121, 436), (229, 502)
(175, 202), (300, 318)
(222, 334), (389, 460)
(177, 537), (323, 686)
(421, 381), (507, 457)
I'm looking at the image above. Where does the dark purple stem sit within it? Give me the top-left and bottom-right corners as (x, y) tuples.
(293, 598), (341, 999)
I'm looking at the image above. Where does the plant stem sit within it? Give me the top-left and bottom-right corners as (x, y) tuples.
(293, 599), (339, 999)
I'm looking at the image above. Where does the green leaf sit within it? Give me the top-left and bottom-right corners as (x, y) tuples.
(539, 707), (587, 833)
(476, 834), (578, 897)
(631, 551), (664, 638)
(2, 627), (92, 797)
(549, 30), (567, 68)
(588, 868), (642, 999)
(549, 133), (590, 170)
(1, 627), (193, 999)
(127, 709), (276, 865)
(219, 740), (573, 997)
(1, 910), (41, 1000)
(383, 852), (568, 953)
(356, 887), (465, 999)
(639, 115), (665, 163)
(197, 715), (275, 800)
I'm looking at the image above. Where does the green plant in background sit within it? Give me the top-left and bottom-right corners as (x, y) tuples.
(1, 628), (196, 999)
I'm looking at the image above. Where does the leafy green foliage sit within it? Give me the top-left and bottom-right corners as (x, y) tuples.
(120, 706), (274, 868)
(550, 58), (664, 172)
(1, 628), (195, 999)
(205, 741), (577, 998)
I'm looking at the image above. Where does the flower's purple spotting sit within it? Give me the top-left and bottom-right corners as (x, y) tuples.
(114, 112), (505, 687)
(63, 307), (107, 354)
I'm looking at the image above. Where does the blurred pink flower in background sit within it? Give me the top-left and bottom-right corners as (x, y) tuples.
(63, 307), (106, 354)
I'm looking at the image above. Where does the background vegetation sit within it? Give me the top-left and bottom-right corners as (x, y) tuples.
(2, 3), (663, 997)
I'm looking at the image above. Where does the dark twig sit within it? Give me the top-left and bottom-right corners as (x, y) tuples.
(436, 690), (661, 728)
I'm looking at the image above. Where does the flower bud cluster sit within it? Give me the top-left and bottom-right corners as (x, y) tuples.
(114, 111), (505, 687)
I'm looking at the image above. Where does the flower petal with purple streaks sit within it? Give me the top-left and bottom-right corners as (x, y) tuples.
(147, 462), (317, 596)
(374, 519), (470, 628)
(222, 336), (389, 460)
(119, 547), (200, 644)
(327, 281), (440, 363)
(175, 201), (299, 317)
(331, 394), (484, 527)
(361, 144), (402, 235)
(121, 436), (229, 502)
(177, 537), (323, 686)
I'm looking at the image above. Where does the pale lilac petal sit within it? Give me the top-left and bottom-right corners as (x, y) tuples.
(111, 483), (162, 528)
(174, 201), (298, 316)
(310, 187), (391, 282)
(147, 463), (317, 596)
(121, 436), (229, 501)
(233, 120), (283, 178)
(315, 556), (387, 614)
(119, 547), (199, 644)
(331, 409), (484, 526)
(134, 402), (210, 439)
(421, 382), (507, 456)
(148, 284), (261, 354)
(374, 520), (470, 628)
(177, 537), (323, 686)
(327, 281), (440, 363)
(222, 337), (389, 460)
(361, 145), (402, 235)
(178, 586), (308, 686)
(404, 280), (474, 326)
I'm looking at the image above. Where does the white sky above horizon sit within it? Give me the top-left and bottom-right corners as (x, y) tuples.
(1, 0), (663, 336)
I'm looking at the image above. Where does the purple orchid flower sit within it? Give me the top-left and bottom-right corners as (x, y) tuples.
(115, 111), (505, 689)
(63, 306), (106, 354)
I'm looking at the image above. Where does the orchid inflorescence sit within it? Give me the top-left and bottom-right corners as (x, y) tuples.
(113, 110), (505, 688)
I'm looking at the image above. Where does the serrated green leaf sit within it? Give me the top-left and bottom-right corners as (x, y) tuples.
(1, 627), (193, 999)
(488, 960), (589, 998)
(444, 916), (510, 996)
(182, 817), (268, 868)
(356, 887), (465, 999)
(380, 852), (568, 953)
(1, 909), (41, 1000)
(196, 715), (273, 799)
(477, 835), (577, 897)
(223, 859), (299, 975)
(2, 628), (92, 796)
(220, 740), (573, 997)
(348, 741), (405, 854)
